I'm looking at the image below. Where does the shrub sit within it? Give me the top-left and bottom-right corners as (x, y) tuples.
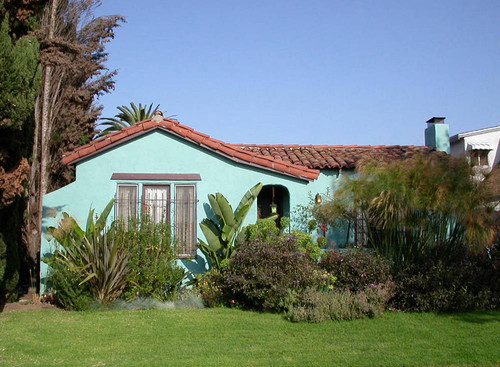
(47, 200), (129, 305)
(292, 230), (322, 262)
(236, 217), (281, 244)
(314, 155), (495, 272)
(237, 218), (322, 261)
(45, 256), (93, 310)
(320, 249), (392, 293)
(117, 218), (186, 302)
(196, 269), (227, 308)
(223, 235), (333, 312)
(46, 200), (186, 308)
(392, 245), (500, 312)
(287, 283), (394, 323)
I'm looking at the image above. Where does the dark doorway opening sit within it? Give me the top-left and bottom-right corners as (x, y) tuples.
(257, 185), (290, 226)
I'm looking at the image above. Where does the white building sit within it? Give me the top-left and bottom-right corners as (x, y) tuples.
(450, 125), (500, 176)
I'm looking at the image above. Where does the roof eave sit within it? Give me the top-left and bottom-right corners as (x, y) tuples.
(63, 124), (318, 182)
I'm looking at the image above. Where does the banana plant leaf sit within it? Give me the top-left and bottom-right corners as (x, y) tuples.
(200, 219), (223, 252)
(208, 194), (224, 225)
(235, 182), (262, 215)
(216, 193), (235, 227)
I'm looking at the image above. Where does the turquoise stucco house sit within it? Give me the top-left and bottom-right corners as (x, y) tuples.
(41, 113), (440, 287)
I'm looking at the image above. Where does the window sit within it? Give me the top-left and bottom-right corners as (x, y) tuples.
(175, 185), (197, 257)
(470, 149), (489, 167)
(143, 185), (170, 223)
(116, 184), (138, 223)
(115, 183), (197, 257)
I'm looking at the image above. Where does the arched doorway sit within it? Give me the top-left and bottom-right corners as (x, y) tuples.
(257, 185), (290, 225)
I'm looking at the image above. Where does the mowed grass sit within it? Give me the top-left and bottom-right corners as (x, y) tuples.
(0, 308), (499, 367)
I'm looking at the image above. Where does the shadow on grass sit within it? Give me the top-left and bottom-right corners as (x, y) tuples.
(437, 311), (500, 324)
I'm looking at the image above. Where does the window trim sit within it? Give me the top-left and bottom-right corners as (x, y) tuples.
(111, 173), (201, 181)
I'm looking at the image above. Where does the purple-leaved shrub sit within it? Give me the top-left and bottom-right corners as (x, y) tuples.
(319, 249), (392, 293)
(224, 235), (333, 312)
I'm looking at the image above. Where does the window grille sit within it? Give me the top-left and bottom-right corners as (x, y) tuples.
(115, 184), (197, 257)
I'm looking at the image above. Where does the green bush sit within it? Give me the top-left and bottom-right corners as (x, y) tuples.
(45, 256), (93, 311)
(319, 249), (392, 293)
(236, 217), (281, 244)
(196, 269), (227, 307)
(237, 218), (322, 261)
(287, 283), (394, 323)
(117, 218), (186, 302)
(392, 245), (500, 312)
(223, 235), (334, 312)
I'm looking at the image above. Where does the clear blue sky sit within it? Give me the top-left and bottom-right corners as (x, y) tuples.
(93, 0), (500, 146)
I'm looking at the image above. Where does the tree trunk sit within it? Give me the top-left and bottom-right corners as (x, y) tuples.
(26, 0), (58, 290)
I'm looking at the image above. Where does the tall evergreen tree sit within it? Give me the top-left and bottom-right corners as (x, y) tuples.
(25, 0), (124, 284)
(0, 0), (45, 300)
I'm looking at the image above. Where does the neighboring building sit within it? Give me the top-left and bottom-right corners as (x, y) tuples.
(449, 124), (500, 177)
(40, 114), (439, 287)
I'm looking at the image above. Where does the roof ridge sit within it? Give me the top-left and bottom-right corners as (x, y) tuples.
(232, 143), (423, 149)
(62, 119), (320, 181)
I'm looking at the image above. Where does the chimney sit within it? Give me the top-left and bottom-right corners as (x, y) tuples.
(152, 110), (163, 123)
(425, 117), (450, 153)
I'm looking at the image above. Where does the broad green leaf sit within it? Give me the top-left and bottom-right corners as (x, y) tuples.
(200, 220), (223, 252)
(208, 194), (223, 224)
(216, 193), (235, 227)
(235, 182), (262, 214)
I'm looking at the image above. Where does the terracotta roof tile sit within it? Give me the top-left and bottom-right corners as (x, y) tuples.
(62, 118), (319, 181)
(232, 144), (433, 170)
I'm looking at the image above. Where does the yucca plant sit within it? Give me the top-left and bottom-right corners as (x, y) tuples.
(198, 183), (263, 269)
(46, 199), (129, 304)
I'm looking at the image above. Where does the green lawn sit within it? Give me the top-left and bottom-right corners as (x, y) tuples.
(0, 308), (499, 366)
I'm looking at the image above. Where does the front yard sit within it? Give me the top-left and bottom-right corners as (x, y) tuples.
(0, 308), (499, 366)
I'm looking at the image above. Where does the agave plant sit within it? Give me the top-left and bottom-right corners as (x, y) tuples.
(198, 183), (263, 269)
(47, 199), (129, 304)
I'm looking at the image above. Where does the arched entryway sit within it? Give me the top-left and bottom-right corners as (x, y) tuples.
(257, 185), (290, 225)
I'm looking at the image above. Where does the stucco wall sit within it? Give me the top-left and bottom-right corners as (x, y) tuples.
(41, 130), (346, 288)
(450, 128), (500, 170)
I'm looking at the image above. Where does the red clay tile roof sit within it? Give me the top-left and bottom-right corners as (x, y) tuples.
(231, 144), (433, 169)
(61, 118), (320, 181)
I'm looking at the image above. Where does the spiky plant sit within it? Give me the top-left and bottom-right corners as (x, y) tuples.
(47, 199), (129, 304)
(97, 102), (176, 137)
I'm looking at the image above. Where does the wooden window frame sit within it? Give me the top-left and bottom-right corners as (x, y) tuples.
(175, 184), (197, 258)
(116, 184), (139, 223)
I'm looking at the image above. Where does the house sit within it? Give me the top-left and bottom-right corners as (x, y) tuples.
(449, 123), (500, 178)
(40, 113), (438, 287)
